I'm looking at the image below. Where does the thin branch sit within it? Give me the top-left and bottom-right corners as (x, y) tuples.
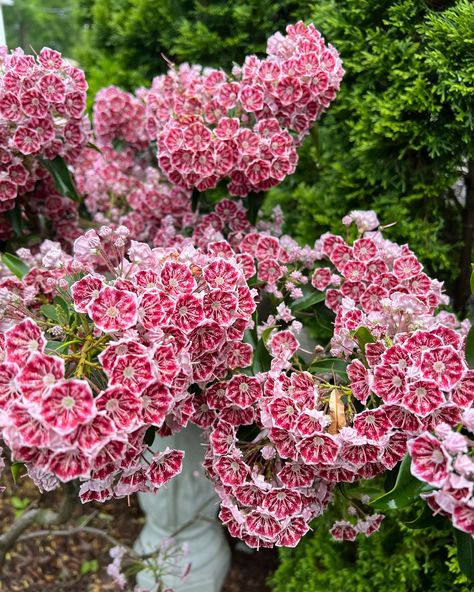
(15, 495), (218, 564)
(0, 483), (77, 570)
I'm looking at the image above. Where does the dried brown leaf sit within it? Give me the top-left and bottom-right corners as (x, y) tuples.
(328, 388), (346, 434)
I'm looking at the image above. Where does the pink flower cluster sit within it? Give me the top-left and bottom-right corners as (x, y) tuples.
(74, 146), (193, 245)
(0, 227), (258, 502)
(311, 214), (466, 357)
(0, 46), (89, 209)
(203, 370), (334, 548)
(330, 513), (385, 542)
(147, 21), (343, 195)
(348, 324), (470, 440)
(409, 409), (474, 536)
(187, 198), (317, 302)
(93, 86), (149, 151)
(20, 176), (82, 248)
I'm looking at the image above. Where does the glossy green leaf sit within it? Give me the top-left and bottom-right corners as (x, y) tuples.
(144, 426), (156, 447)
(354, 326), (376, 355)
(191, 188), (200, 212)
(470, 267), (474, 296)
(1, 253), (29, 279)
(454, 528), (474, 581)
(244, 329), (257, 349)
(10, 461), (24, 483)
(53, 295), (70, 324)
(246, 191), (265, 226)
(41, 304), (60, 323)
(41, 156), (81, 202)
(403, 503), (437, 529)
(252, 336), (272, 374)
(6, 204), (23, 237)
(291, 290), (326, 313)
(465, 325), (474, 370)
(46, 340), (65, 352)
(86, 142), (102, 153)
(370, 455), (432, 511)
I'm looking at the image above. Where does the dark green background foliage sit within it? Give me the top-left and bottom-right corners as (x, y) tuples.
(269, 514), (472, 592)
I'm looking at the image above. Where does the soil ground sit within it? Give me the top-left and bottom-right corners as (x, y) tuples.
(0, 472), (278, 592)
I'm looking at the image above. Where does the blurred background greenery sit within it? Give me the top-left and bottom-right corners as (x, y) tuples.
(3, 2), (474, 588)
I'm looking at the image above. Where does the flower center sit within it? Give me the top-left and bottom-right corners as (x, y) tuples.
(123, 366), (135, 379)
(43, 373), (56, 386)
(414, 387), (426, 398)
(106, 399), (119, 411)
(62, 395), (75, 409)
(106, 306), (119, 318)
(28, 339), (39, 351)
(392, 376), (402, 388)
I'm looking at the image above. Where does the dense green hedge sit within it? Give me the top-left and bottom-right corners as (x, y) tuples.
(269, 514), (471, 592)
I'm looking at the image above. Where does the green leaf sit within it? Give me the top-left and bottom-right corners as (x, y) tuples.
(1, 253), (29, 279)
(46, 340), (65, 352)
(144, 426), (156, 447)
(470, 267), (474, 296)
(81, 559), (99, 574)
(370, 455), (432, 511)
(86, 142), (102, 153)
(41, 304), (60, 323)
(192, 188), (200, 212)
(244, 329), (257, 349)
(252, 336), (272, 374)
(54, 296), (70, 324)
(354, 326), (376, 355)
(291, 290), (326, 313)
(41, 297), (69, 324)
(246, 191), (265, 226)
(10, 461), (24, 483)
(309, 358), (348, 378)
(465, 325), (474, 370)
(112, 138), (125, 152)
(40, 156), (81, 202)
(6, 204), (23, 237)
(454, 528), (474, 581)
(11, 496), (30, 511)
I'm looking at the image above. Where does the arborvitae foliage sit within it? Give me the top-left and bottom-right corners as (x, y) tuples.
(74, 0), (302, 96)
(269, 514), (471, 592)
(267, 0), (474, 309)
